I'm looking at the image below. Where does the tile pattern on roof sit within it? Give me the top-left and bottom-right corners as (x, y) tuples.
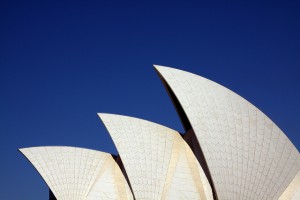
(279, 169), (300, 200)
(20, 146), (133, 200)
(155, 65), (300, 200)
(99, 113), (213, 200)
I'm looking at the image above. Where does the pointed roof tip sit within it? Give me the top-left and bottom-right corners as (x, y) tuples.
(97, 113), (105, 117)
(18, 147), (28, 152)
(154, 65), (208, 81)
(97, 113), (128, 122)
(153, 64), (184, 74)
(153, 64), (167, 70)
(153, 64), (161, 72)
(98, 112), (123, 119)
(97, 113), (117, 119)
(97, 113), (109, 123)
(18, 147), (30, 154)
(98, 113), (138, 122)
(153, 65), (174, 75)
(98, 113), (136, 118)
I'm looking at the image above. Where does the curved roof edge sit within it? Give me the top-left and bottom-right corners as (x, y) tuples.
(153, 65), (218, 199)
(154, 65), (300, 200)
(19, 146), (133, 200)
(154, 64), (300, 151)
(279, 169), (300, 200)
(98, 113), (214, 200)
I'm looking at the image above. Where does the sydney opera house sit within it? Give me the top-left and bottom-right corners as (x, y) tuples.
(19, 66), (300, 200)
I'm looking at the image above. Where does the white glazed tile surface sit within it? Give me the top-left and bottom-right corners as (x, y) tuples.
(155, 65), (300, 200)
(279, 170), (300, 200)
(20, 146), (133, 200)
(99, 113), (213, 200)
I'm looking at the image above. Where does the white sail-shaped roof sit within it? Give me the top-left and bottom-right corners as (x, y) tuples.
(279, 170), (300, 200)
(98, 113), (213, 200)
(155, 65), (300, 200)
(19, 146), (133, 200)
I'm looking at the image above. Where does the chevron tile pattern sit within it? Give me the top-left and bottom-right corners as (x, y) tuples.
(19, 146), (133, 200)
(99, 114), (213, 200)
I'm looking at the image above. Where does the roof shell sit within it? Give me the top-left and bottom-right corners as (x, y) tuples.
(155, 65), (300, 200)
(99, 113), (213, 200)
(19, 146), (133, 200)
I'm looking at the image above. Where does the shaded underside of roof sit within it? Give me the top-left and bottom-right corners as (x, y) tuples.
(279, 169), (300, 200)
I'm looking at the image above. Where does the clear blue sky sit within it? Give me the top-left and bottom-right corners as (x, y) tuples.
(1, 0), (299, 199)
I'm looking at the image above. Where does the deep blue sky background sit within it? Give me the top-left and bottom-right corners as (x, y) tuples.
(1, 0), (300, 199)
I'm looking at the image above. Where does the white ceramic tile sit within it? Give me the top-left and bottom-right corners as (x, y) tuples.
(155, 65), (300, 200)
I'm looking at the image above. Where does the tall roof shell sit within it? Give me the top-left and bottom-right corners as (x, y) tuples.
(19, 146), (133, 200)
(98, 113), (213, 200)
(154, 65), (300, 200)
